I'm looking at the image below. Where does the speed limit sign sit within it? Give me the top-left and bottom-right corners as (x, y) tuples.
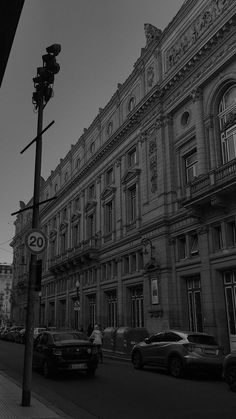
(25, 229), (47, 254)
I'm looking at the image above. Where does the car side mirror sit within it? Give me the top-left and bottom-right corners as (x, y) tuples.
(144, 337), (150, 344)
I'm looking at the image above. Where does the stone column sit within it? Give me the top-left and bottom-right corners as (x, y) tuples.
(191, 88), (207, 174)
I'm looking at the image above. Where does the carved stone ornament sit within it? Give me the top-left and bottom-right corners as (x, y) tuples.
(149, 138), (158, 195)
(71, 212), (81, 223)
(165, 0), (234, 71)
(59, 222), (68, 232)
(147, 65), (155, 88)
(144, 24), (162, 46)
(49, 229), (57, 240)
(101, 185), (116, 201)
(121, 168), (141, 185)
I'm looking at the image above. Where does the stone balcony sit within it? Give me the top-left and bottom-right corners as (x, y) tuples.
(49, 236), (100, 273)
(183, 158), (236, 210)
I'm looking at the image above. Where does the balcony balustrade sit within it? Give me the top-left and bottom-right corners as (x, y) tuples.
(184, 158), (236, 208)
(49, 235), (101, 273)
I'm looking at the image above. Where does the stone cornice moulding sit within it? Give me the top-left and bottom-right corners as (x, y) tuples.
(163, 23), (236, 113)
(162, 13), (236, 98)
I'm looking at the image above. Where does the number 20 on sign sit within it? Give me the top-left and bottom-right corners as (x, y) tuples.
(25, 229), (47, 254)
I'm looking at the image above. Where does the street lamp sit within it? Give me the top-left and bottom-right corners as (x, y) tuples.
(75, 280), (80, 330)
(38, 291), (42, 326)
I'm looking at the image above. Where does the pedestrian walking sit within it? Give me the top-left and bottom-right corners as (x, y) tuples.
(89, 324), (103, 363)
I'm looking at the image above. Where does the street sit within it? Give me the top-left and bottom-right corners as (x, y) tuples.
(0, 340), (236, 419)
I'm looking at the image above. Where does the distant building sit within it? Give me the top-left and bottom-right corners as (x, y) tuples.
(11, 0), (236, 352)
(0, 263), (13, 325)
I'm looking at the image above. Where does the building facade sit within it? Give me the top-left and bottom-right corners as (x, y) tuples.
(0, 263), (13, 325)
(11, 0), (236, 352)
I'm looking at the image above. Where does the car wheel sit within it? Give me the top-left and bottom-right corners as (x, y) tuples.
(43, 361), (52, 379)
(168, 356), (184, 378)
(132, 351), (143, 369)
(225, 365), (236, 392)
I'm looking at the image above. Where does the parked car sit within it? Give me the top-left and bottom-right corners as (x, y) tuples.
(131, 330), (224, 378)
(223, 351), (236, 392)
(4, 326), (24, 342)
(32, 330), (98, 378)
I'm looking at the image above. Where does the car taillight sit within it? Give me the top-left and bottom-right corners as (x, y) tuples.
(52, 348), (62, 356)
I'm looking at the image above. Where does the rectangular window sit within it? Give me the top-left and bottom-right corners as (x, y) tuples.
(185, 150), (198, 183)
(87, 214), (95, 238)
(130, 253), (136, 273)
(88, 295), (96, 326)
(190, 233), (199, 256)
(128, 147), (137, 167)
(127, 185), (136, 223)
(51, 239), (56, 259)
(123, 256), (129, 275)
(89, 184), (95, 199)
(221, 128), (236, 164)
(227, 220), (236, 247)
(105, 201), (113, 234)
(178, 236), (187, 260)
(223, 271), (236, 336)
(214, 225), (223, 250)
(74, 197), (80, 211)
(113, 260), (118, 277)
(106, 168), (113, 185)
(72, 224), (80, 247)
(131, 287), (144, 328)
(138, 251), (144, 271)
(106, 291), (117, 327)
(187, 277), (203, 332)
(61, 231), (67, 253)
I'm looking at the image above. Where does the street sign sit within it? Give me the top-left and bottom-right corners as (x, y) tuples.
(25, 229), (47, 254)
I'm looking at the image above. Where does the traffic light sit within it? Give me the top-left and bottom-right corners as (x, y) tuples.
(32, 44), (61, 108)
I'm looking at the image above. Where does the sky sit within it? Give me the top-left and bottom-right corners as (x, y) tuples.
(0, 0), (184, 264)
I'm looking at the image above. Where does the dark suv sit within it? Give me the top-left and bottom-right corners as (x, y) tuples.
(223, 352), (236, 392)
(33, 330), (98, 378)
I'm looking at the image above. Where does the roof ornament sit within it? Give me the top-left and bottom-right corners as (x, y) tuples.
(144, 23), (162, 46)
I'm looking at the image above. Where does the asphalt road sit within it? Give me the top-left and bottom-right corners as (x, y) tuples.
(0, 340), (236, 419)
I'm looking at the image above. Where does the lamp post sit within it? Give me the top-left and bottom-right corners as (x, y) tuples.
(75, 280), (80, 330)
(38, 291), (42, 326)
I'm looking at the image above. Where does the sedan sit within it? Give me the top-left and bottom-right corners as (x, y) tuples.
(33, 330), (98, 378)
(131, 330), (224, 378)
(223, 351), (236, 392)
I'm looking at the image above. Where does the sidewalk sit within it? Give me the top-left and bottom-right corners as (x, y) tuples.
(0, 371), (70, 419)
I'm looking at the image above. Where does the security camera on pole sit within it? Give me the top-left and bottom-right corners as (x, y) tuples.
(15, 44), (61, 407)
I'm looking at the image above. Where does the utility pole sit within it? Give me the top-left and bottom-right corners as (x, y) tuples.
(21, 44), (61, 407)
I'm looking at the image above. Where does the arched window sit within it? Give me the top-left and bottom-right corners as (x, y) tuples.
(218, 85), (236, 164)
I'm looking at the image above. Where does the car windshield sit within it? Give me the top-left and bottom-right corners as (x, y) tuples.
(188, 334), (218, 346)
(53, 332), (84, 342)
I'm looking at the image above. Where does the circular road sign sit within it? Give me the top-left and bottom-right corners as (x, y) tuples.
(25, 229), (47, 254)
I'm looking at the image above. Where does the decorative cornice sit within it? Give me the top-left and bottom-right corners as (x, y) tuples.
(165, 0), (235, 72)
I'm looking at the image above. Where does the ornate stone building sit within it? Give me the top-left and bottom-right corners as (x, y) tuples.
(0, 263), (13, 325)
(11, 0), (236, 352)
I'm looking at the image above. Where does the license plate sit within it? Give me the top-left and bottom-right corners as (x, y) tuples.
(70, 363), (87, 369)
(204, 349), (217, 355)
